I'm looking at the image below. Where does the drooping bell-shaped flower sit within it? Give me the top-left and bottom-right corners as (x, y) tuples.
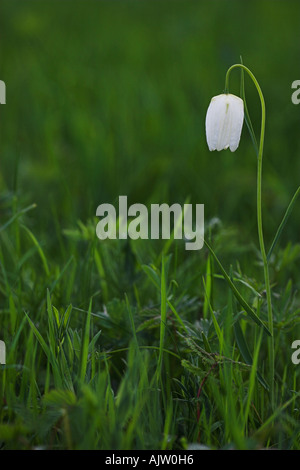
(205, 93), (244, 152)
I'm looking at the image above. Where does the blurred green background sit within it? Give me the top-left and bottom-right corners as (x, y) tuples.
(1, 0), (300, 254)
(1, 1), (300, 450)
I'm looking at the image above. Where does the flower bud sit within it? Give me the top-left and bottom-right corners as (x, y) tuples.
(205, 93), (244, 152)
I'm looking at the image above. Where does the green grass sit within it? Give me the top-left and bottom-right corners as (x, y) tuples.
(1, 0), (300, 450)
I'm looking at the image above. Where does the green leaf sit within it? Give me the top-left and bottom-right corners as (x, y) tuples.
(203, 277), (224, 350)
(240, 55), (259, 156)
(25, 313), (62, 387)
(79, 298), (92, 383)
(43, 389), (77, 407)
(167, 299), (188, 332)
(201, 332), (212, 354)
(21, 224), (50, 276)
(47, 289), (57, 356)
(234, 319), (252, 364)
(234, 319), (269, 391)
(267, 186), (300, 262)
(203, 239), (271, 336)
(157, 256), (167, 380)
(0, 203), (36, 233)
(141, 264), (161, 290)
(181, 359), (207, 378)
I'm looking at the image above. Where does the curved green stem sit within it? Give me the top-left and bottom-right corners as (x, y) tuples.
(225, 64), (274, 409)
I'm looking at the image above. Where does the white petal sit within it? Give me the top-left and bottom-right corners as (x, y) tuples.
(205, 94), (226, 151)
(228, 95), (244, 151)
(205, 94), (244, 152)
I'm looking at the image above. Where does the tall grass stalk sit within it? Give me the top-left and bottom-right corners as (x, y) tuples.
(225, 64), (274, 409)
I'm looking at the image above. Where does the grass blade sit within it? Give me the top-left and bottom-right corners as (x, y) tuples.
(267, 186), (300, 262)
(240, 56), (259, 156)
(156, 256), (167, 380)
(79, 298), (92, 384)
(0, 204), (37, 233)
(21, 224), (50, 276)
(203, 239), (271, 336)
(25, 313), (62, 387)
(234, 319), (269, 391)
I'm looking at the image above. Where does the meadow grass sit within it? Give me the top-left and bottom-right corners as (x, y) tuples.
(1, 0), (300, 450)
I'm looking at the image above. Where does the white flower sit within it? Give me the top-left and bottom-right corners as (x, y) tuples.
(205, 93), (244, 152)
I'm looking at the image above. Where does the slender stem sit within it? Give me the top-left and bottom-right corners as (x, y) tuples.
(225, 64), (274, 409)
